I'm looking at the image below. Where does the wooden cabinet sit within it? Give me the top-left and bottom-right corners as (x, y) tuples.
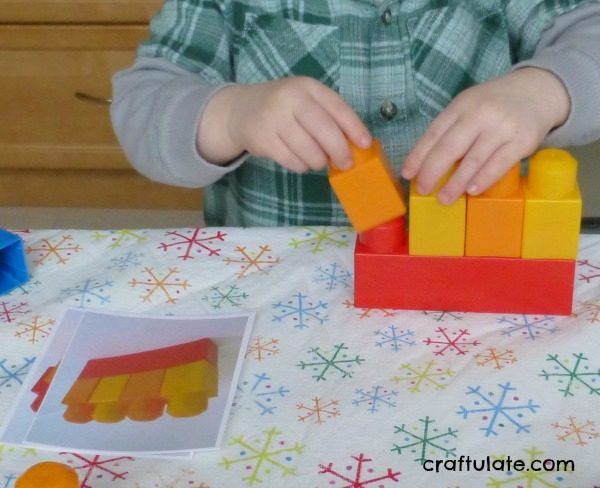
(0, 1), (203, 209)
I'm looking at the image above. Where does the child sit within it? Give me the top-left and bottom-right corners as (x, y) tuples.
(111, 1), (600, 227)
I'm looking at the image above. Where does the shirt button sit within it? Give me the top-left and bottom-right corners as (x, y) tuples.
(380, 100), (398, 120)
(381, 8), (392, 25)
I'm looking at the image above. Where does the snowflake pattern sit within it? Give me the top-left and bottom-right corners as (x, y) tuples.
(374, 325), (416, 352)
(312, 262), (353, 291)
(272, 293), (328, 329)
(14, 316), (55, 344)
(391, 360), (454, 393)
(7, 280), (41, 296)
(202, 285), (249, 309)
(578, 259), (600, 283)
(129, 267), (190, 304)
(0, 301), (30, 324)
(108, 251), (143, 271)
(297, 343), (364, 382)
(552, 416), (600, 446)
(457, 382), (540, 437)
(2, 474), (16, 488)
(475, 348), (518, 370)
(60, 279), (113, 307)
(246, 337), (279, 362)
(288, 226), (352, 254)
(233, 373), (290, 416)
(0, 444), (37, 461)
(26, 234), (81, 265)
(498, 314), (558, 340)
(423, 327), (481, 356)
(353, 385), (399, 414)
(60, 452), (134, 488)
(572, 300), (600, 324)
(220, 427), (304, 486)
(540, 353), (600, 397)
(343, 300), (397, 319)
(392, 416), (458, 464)
(296, 396), (340, 424)
(158, 228), (226, 260)
(133, 468), (208, 488)
(487, 446), (571, 487)
(422, 311), (465, 322)
(224, 245), (281, 279)
(318, 453), (401, 487)
(93, 229), (147, 248)
(0, 357), (35, 389)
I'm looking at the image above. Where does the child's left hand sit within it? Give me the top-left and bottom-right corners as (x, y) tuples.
(401, 67), (571, 204)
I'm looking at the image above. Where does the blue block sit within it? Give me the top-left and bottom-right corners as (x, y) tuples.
(0, 229), (29, 295)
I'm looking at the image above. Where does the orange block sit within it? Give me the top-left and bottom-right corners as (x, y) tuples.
(329, 139), (406, 232)
(62, 377), (100, 423)
(121, 369), (166, 421)
(465, 163), (525, 257)
(16, 462), (79, 488)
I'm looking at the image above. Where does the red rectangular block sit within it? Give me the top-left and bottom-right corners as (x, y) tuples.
(355, 239), (575, 315)
(80, 338), (217, 378)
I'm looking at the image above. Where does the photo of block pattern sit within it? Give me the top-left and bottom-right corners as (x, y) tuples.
(344, 147), (582, 315)
(61, 338), (218, 423)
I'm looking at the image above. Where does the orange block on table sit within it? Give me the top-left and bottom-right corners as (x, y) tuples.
(465, 163), (525, 257)
(329, 139), (406, 233)
(16, 461), (79, 488)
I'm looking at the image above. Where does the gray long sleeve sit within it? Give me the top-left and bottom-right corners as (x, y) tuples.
(513, 1), (600, 147)
(111, 59), (244, 188)
(111, 4), (600, 189)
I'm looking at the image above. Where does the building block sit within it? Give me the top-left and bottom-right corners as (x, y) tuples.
(16, 461), (79, 488)
(61, 338), (218, 423)
(120, 369), (166, 421)
(160, 360), (218, 417)
(355, 238), (575, 315)
(30, 364), (58, 412)
(0, 228), (29, 295)
(465, 163), (525, 257)
(521, 149), (582, 259)
(358, 216), (406, 253)
(89, 374), (130, 423)
(408, 169), (466, 256)
(328, 139), (406, 232)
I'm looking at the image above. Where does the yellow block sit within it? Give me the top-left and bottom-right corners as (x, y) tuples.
(89, 374), (129, 423)
(522, 149), (582, 259)
(329, 139), (406, 232)
(160, 360), (218, 418)
(408, 171), (466, 256)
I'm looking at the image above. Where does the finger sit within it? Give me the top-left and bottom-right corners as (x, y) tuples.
(401, 109), (459, 180)
(273, 135), (311, 173)
(414, 117), (481, 196)
(309, 84), (372, 149)
(280, 120), (328, 171)
(295, 105), (351, 170)
(437, 132), (508, 205)
(466, 143), (524, 196)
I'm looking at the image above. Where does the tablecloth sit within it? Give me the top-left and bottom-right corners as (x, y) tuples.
(0, 227), (599, 488)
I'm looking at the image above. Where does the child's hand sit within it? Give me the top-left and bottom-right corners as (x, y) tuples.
(401, 68), (571, 204)
(198, 77), (371, 172)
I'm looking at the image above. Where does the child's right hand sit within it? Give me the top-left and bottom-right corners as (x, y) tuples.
(197, 77), (372, 172)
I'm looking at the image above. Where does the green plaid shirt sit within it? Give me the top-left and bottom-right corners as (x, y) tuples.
(139, 0), (589, 227)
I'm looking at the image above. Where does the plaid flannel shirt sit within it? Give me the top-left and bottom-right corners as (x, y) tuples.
(139, 0), (589, 227)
